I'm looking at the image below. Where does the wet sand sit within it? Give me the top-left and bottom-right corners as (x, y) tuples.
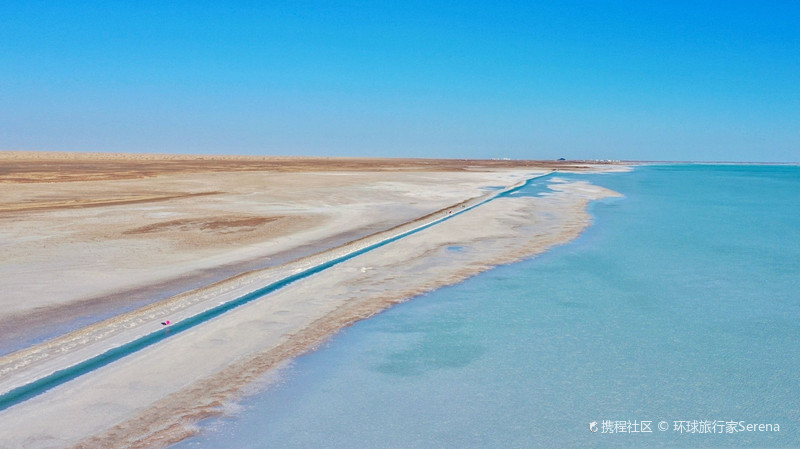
(0, 152), (625, 448)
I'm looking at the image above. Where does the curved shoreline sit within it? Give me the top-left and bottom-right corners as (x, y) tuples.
(76, 178), (621, 449)
(0, 171), (623, 449)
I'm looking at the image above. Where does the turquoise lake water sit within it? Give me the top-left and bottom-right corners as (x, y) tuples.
(173, 165), (800, 448)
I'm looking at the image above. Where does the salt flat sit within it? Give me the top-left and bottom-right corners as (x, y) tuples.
(3, 152), (588, 352)
(0, 152), (623, 448)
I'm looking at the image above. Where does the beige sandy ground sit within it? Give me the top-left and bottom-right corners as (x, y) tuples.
(0, 153), (626, 448)
(0, 175), (532, 398)
(1, 169), (532, 316)
(0, 166), (536, 349)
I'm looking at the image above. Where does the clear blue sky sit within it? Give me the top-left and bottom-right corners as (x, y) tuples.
(1, 1), (798, 161)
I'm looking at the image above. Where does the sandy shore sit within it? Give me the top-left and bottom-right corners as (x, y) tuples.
(0, 152), (625, 448)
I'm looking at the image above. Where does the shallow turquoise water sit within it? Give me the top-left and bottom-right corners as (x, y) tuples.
(174, 165), (800, 448)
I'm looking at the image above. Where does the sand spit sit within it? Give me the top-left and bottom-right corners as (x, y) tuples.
(0, 153), (628, 448)
(0, 175), (621, 449)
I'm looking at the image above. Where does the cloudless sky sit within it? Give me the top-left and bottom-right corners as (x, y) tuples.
(1, 1), (798, 161)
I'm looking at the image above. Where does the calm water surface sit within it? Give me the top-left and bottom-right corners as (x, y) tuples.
(174, 165), (800, 448)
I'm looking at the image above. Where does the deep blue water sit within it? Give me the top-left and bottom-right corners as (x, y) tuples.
(174, 165), (800, 448)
